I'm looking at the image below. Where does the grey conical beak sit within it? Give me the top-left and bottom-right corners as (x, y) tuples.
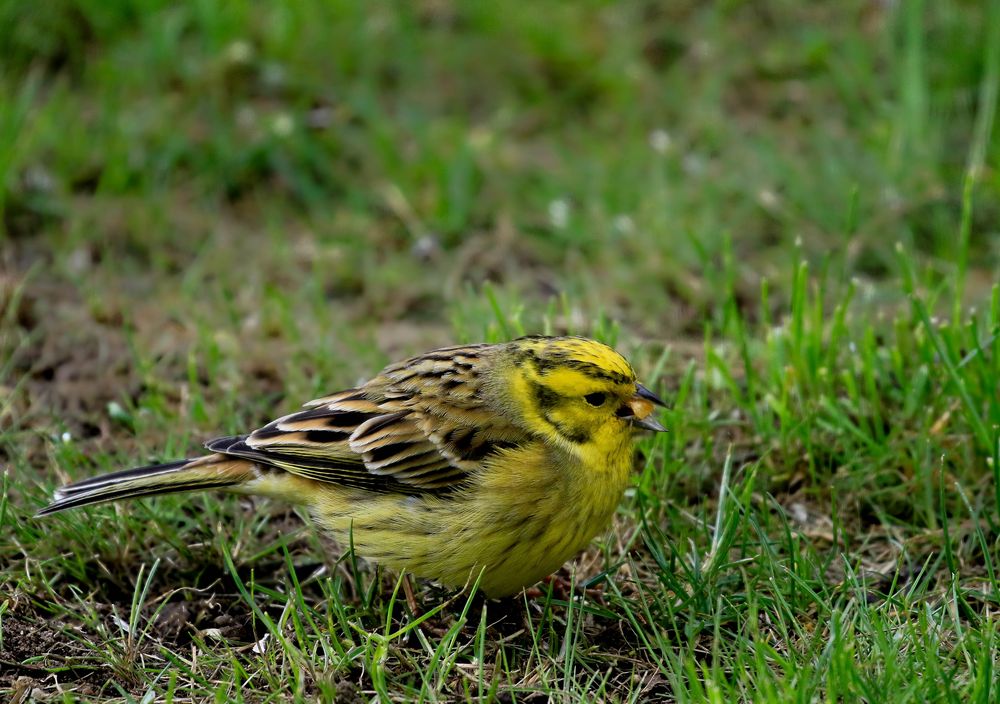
(625, 383), (668, 432)
(636, 383), (667, 407)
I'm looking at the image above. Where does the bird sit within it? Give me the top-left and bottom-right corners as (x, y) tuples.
(38, 335), (667, 597)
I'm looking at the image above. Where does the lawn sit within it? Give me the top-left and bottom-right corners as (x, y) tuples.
(2, 1), (999, 701)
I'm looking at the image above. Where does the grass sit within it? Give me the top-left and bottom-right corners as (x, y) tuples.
(1, 0), (999, 701)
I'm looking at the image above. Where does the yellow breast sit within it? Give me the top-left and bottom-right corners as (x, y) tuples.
(304, 441), (633, 596)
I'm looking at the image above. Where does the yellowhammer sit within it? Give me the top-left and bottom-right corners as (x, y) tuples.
(39, 336), (666, 596)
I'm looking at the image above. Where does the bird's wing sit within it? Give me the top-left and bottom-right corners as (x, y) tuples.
(210, 345), (524, 494)
(205, 390), (417, 493)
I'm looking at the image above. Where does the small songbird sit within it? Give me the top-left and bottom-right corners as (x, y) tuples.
(39, 336), (666, 597)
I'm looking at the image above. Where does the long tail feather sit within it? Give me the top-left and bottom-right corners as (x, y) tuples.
(37, 454), (259, 516)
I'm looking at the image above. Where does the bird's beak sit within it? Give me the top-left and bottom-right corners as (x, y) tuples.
(624, 383), (668, 432)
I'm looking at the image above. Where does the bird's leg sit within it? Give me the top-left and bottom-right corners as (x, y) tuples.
(402, 573), (420, 615)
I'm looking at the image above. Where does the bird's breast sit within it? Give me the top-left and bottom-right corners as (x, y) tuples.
(304, 440), (633, 596)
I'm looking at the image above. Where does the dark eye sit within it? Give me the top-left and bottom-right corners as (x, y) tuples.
(584, 392), (607, 407)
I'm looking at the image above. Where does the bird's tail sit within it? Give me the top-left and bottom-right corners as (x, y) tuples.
(36, 454), (259, 516)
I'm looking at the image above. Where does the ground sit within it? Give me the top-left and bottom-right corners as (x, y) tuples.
(1, 1), (999, 701)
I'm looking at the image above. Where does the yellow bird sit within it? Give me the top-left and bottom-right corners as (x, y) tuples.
(39, 336), (666, 597)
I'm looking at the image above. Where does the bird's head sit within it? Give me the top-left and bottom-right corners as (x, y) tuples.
(494, 336), (667, 457)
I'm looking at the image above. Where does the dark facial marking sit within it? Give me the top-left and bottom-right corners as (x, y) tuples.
(543, 412), (592, 444)
(531, 382), (559, 412)
(515, 343), (631, 385)
(530, 350), (568, 375)
(563, 359), (630, 384)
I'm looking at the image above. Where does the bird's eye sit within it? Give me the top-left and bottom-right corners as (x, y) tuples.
(584, 392), (607, 407)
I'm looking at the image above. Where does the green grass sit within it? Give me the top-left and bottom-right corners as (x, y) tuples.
(2, 0), (999, 701)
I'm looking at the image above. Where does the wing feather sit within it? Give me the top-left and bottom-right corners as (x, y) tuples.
(208, 344), (528, 494)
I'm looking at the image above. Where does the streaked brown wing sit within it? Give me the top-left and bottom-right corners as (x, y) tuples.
(351, 343), (523, 484)
(213, 344), (525, 493)
(204, 433), (416, 494)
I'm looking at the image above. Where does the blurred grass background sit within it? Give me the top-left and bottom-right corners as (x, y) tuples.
(1, 1), (999, 701)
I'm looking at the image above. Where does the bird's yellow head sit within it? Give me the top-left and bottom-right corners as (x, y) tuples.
(495, 336), (666, 458)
